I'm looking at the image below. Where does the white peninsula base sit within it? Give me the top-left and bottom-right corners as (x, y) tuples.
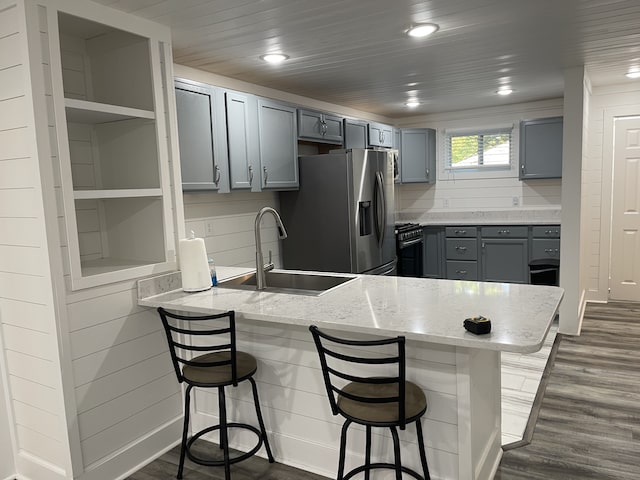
(138, 268), (562, 480)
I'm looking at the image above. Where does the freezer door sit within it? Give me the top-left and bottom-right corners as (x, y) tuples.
(350, 150), (381, 273)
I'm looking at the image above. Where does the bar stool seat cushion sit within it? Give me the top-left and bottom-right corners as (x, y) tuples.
(338, 380), (426, 424)
(183, 351), (257, 385)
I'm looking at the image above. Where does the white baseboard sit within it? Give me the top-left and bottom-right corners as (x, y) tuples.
(15, 452), (67, 480)
(78, 417), (182, 480)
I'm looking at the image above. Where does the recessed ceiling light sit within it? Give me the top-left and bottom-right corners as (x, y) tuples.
(406, 23), (439, 38)
(626, 70), (640, 79)
(260, 53), (289, 64)
(405, 100), (420, 108)
(497, 87), (513, 96)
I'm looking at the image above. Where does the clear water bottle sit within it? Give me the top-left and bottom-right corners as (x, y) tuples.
(208, 257), (218, 286)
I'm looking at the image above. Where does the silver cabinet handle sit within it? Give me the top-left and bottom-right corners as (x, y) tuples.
(544, 229), (560, 235)
(544, 248), (560, 255)
(379, 130), (383, 144)
(248, 165), (253, 185)
(456, 270), (467, 275)
(455, 246), (467, 251)
(498, 229), (510, 234)
(263, 166), (268, 184)
(214, 165), (221, 186)
(454, 229), (466, 235)
(321, 121), (328, 135)
(426, 168), (429, 179)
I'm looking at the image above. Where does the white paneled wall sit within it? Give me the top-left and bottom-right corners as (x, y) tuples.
(585, 82), (640, 302)
(396, 99), (563, 216)
(189, 320), (460, 480)
(184, 190), (283, 268)
(0, 2), (70, 478)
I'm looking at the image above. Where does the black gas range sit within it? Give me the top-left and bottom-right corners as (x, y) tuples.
(395, 223), (424, 277)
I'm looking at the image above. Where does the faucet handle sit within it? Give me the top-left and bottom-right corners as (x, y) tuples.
(268, 250), (272, 265)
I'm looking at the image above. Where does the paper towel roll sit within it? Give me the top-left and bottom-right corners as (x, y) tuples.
(179, 234), (212, 292)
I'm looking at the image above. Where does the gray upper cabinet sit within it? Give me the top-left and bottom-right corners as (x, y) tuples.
(368, 122), (394, 148)
(298, 109), (344, 144)
(257, 98), (299, 190)
(519, 116), (563, 179)
(344, 118), (368, 149)
(174, 79), (230, 192)
(225, 90), (259, 191)
(399, 128), (436, 184)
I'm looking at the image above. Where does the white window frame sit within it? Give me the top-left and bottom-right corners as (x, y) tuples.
(439, 125), (519, 180)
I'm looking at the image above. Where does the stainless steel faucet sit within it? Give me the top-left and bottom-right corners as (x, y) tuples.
(254, 206), (288, 290)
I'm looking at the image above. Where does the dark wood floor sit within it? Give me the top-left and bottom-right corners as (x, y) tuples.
(130, 301), (640, 480)
(496, 301), (640, 479)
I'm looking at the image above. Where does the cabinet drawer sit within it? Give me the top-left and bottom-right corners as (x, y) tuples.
(532, 239), (560, 259)
(445, 226), (477, 237)
(532, 226), (561, 238)
(446, 261), (478, 280)
(481, 226), (528, 238)
(446, 238), (477, 260)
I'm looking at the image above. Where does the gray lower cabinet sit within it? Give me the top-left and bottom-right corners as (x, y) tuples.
(423, 227), (444, 278)
(257, 98), (299, 190)
(520, 117), (563, 179)
(298, 109), (344, 144)
(344, 118), (368, 149)
(531, 225), (561, 260)
(480, 238), (529, 283)
(445, 227), (478, 280)
(174, 79), (230, 192)
(368, 122), (394, 148)
(480, 226), (529, 283)
(399, 128), (436, 184)
(225, 90), (259, 190)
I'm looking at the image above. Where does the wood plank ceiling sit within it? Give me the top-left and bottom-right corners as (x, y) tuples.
(91, 0), (640, 118)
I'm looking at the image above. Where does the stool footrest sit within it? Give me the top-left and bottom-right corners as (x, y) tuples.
(343, 462), (426, 480)
(186, 423), (264, 467)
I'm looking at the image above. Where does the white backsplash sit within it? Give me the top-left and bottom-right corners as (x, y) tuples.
(183, 190), (282, 268)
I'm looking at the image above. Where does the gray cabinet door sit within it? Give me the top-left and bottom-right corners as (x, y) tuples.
(481, 238), (529, 283)
(344, 118), (368, 149)
(297, 109), (344, 144)
(175, 79), (229, 192)
(400, 128), (436, 184)
(423, 227), (444, 278)
(225, 90), (259, 190)
(368, 122), (393, 147)
(520, 117), (563, 179)
(257, 98), (298, 190)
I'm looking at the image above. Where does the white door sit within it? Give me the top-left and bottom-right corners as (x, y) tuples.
(610, 116), (640, 300)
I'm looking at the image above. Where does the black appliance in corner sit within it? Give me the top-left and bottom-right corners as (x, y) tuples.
(395, 223), (424, 277)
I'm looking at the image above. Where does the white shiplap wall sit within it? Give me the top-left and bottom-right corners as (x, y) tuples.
(184, 191), (283, 268)
(395, 99), (563, 216)
(585, 82), (640, 302)
(43, 6), (182, 479)
(188, 319), (461, 479)
(0, 2), (72, 478)
(0, 0), (182, 480)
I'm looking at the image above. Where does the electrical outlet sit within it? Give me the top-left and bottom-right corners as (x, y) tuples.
(443, 198), (449, 208)
(512, 196), (519, 206)
(204, 220), (215, 236)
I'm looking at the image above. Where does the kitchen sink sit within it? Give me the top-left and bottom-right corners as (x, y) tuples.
(217, 270), (356, 296)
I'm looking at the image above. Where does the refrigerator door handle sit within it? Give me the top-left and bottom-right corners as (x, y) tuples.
(374, 171), (386, 248)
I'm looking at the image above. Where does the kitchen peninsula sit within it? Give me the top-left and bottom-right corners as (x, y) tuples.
(138, 267), (563, 480)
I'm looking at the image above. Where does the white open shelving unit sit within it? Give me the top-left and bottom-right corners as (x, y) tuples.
(49, 6), (177, 289)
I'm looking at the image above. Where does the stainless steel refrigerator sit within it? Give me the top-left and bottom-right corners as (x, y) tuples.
(279, 149), (396, 275)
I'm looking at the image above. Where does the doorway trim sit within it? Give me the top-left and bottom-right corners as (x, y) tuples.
(601, 105), (640, 300)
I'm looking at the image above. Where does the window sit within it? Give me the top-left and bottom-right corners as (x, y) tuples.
(446, 127), (512, 170)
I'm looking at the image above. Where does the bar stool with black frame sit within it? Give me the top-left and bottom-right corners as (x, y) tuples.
(157, 307), (274, 480)
(309, 325), (430, 480)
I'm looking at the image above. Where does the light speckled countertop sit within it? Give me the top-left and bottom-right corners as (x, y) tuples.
(138, 267), (563, 354)
(398, 209), (561, 225)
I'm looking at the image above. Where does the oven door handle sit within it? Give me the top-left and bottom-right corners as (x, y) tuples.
(399, 237), (424, 248)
